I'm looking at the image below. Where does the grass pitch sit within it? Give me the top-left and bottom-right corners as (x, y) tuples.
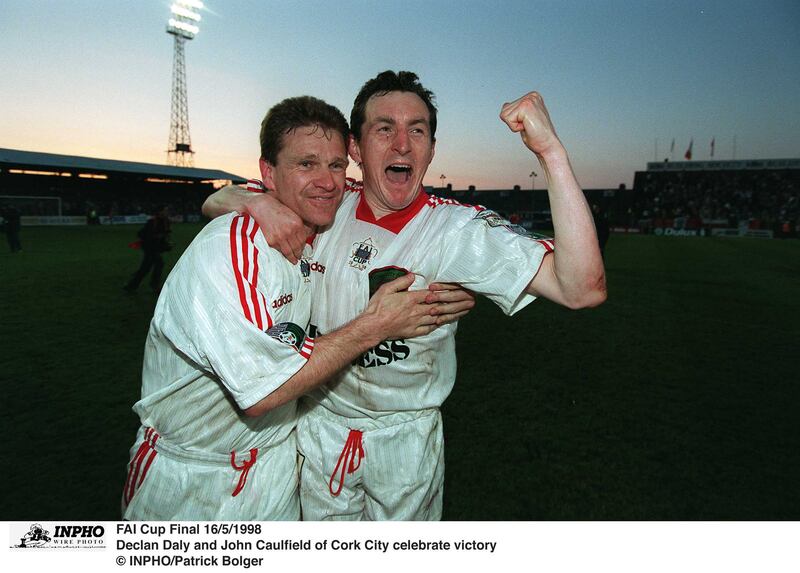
(1, 225), (798, 520)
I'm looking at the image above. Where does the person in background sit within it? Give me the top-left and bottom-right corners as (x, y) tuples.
(592, 203), (610, 259)
(124, 205), (171, 293)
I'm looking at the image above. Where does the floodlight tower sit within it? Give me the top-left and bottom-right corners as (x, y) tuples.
(166, 0), (203, 167)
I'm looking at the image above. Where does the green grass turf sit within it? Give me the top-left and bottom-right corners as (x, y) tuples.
(1, 225), (798, 520)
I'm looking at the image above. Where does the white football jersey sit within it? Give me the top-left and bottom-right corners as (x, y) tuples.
(305, 180), (554, 417)
(133, 212), (317, 454)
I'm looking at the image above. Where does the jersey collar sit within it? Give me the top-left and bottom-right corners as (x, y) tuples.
(354, 185), (429, 234)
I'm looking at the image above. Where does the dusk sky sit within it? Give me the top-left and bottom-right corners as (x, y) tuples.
(1, 0), (798, 190)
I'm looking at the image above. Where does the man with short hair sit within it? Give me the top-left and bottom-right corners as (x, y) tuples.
(204, 71), (606, 520)
(122, 95), (441, 521)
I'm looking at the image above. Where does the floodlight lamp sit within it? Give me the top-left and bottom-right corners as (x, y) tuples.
(176, 0), (204, 10)
(168, 18), (200, 38)
(171, 4), (202, 22)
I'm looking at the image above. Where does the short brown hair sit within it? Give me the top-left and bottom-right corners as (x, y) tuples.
(260, 96), (349, 164)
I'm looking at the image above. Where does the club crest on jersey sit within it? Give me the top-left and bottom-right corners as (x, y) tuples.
(266, 322), (306, 351)
(300, 258), (311, 282)
(349, 238), (379, 271)
(473, 209), (537, 238)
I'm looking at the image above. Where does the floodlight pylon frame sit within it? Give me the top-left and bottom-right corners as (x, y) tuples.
(166, 31), (194, 167)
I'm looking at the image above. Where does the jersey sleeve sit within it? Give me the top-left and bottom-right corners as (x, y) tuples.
(436, 208), (554, 315)
(153, 214), (309, 410)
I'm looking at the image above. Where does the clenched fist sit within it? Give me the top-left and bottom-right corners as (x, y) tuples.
(500, 92), (563, 157)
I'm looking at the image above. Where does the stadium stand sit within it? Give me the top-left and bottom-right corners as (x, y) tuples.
(433, 159), (799, 239)
(430, 184), (548, 229)
(4, 147), (797, 239)
(0, 148), (246, 224)
(430, 183), (631, 233)
(633, 159), (800, 238)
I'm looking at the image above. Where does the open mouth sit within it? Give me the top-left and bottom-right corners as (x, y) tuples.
(385, 164), (412, 185)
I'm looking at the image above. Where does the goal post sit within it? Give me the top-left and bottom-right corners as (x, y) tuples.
(0, 195), (63, 216)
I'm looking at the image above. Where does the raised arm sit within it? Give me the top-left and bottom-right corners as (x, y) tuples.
(244, 273), (437, 416)
(203, 184), (307, 264)
(500, 92), (606, 309)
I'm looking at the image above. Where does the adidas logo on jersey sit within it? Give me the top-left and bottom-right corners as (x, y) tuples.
(300, 260), (325, 281)
(271, 293), (293, 309)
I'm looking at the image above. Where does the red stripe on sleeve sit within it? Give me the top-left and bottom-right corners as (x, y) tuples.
(247, 222), (272, 329)
(240, 216), (251, 283)
(139, 449), (158, 488)
(229, 216), (254, 323)
(230, 214), (272, 330)
(537, 239), (554, 253)
(299, 337), (315, 359)
(246, 179), (266, 193)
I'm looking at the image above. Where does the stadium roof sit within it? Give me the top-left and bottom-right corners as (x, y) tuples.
(0, 147), (247, 183)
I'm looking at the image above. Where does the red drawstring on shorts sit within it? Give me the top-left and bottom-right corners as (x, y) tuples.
(329, 429), (364, 497)
(124, 427), (159, 506)
(230, 448), (258, 497)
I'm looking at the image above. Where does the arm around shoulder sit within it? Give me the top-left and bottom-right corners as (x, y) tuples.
(202, 183), (308, 264)
(201, 184), (255, 219)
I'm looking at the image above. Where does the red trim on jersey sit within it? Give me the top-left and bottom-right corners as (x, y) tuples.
(329, 429), (365, 497)
(230, 216), (252, 323)
(123, 427), (160, 506)
(229, 215), (273, 330)
(139, 446), (158, 488)
(240, 216), (252, 287)
(246, 179), (266, 193)
(426, 193), (484, 211)
(247, 222), (272, 330)
(230, 448), (259, 497)
(354, 185), (429, 234)
(345, 177), (362, 193)
(299, 336), (315, 360)
(537, 238), (555, 252)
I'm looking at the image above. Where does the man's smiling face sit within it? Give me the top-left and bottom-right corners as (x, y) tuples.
(261, 124), (348, 235)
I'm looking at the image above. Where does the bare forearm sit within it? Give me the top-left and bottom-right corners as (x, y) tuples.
(534, 146), (606, 308)
(245, 274), (436, 416)
(244, 315), (382, 416)
(201, 186), (253, 219)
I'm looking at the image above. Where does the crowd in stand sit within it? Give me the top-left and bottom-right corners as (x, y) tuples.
(633, 169), (799, 236)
